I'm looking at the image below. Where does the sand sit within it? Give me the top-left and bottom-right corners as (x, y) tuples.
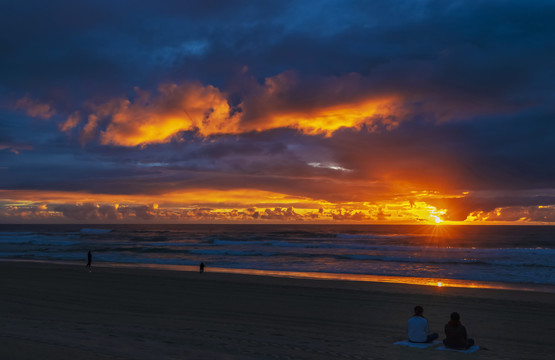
(0, 261), (554, 359)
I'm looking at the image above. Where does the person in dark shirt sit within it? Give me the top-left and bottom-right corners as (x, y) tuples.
(86, 250), (92, 268)
(443, 312), (475, 349)
(199, 262), (205, 273)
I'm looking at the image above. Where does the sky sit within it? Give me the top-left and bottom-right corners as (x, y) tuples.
(1, 0), (555, 224)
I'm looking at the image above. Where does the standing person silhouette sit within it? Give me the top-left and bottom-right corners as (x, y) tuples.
(86, 250), (92, 271)
(199, 262), (205, 273)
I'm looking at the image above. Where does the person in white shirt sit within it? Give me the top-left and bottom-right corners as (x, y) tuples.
(408, 306), (438, 343)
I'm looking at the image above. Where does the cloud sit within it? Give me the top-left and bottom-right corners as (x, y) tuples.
(59, 111), (81, 132)
(76, 83), (242, 146)
(14, 95), (55, 119)
(2, 186), (555, 224)
(236, 71), (400, 135)
(260, 207), (302, 221)
(0, 142), (33, 155)
(65, 55), (542, 148)
(467, 205), (555, 223)
(50, 203), (122, 221)
(331, 209), (371, 221)
(0, 202), (359, 223)
(68, 72), (401, 146)
(426, 191), (555, 221)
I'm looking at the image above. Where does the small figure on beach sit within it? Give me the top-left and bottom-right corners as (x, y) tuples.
(199, 262), (205, 273)
(86, 250), (92, 270)
(443, 312), (474, 349)
(408, 305), (438, 343)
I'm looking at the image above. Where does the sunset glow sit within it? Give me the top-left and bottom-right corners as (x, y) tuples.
(0, 189), (463, 224)
(1, 1), (555, 224)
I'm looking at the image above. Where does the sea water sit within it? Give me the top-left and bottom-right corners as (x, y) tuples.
(0, 224), (553, 290)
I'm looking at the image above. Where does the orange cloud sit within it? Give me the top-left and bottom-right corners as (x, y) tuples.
(263, 98), (398, 135)
(78, 83), (242, 146)
(465, 205), (555, 223)
(15, 95), (55, 119)
(59, 111), (81, 132)
(0, 143), (33, 154)
(0, 189), (320, 208)
(68, 72), (400, 146)
(240, 71), (399, 135)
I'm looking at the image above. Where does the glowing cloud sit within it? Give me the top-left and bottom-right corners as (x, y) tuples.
(240, 71), (400, 135)
(59, 111), (81, 132)
(66, 71), (400, 146)
(0, 189), (461, 224)
(79, 83), (242, 146)
(260, 98), (397, 135)
(15, 95), (55, 119)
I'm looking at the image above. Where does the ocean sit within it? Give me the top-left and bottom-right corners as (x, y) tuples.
(1, 224), (554, 291)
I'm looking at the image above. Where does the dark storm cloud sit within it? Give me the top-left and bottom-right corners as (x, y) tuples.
(3, 1), (554, 106)
(0, 0), (292, 103)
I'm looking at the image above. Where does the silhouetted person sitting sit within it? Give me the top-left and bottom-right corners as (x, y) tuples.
(199, 262), (205, 273)
(86, 250), (92, 271)
(408, 306), (438, 343)
(443, 312), (475, 349)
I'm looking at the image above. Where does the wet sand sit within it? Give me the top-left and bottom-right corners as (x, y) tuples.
(0, 261), (554, 359)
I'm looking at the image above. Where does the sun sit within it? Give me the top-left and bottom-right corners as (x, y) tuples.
(428, 206), (446, 224)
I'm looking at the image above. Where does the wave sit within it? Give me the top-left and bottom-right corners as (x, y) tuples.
(190, 249), (277, 256)
(130, 236), (169, 242)
(213, 239), (273, 246)
(212, 239), (410, 250)
(96, 246), (194, 255)
(0, 236), (80, 246)
(139, 241), (207, 247)
(334, 253), (555, 268)
(0, 231), (38, 236)
(80, 228), (112, 234)
(333, 233), (417, 240)
(264, 241), (555, 255)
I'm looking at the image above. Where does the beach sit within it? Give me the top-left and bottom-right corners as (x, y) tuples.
(1, 262), (554, 359)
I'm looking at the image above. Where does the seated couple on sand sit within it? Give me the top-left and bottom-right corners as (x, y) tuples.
(408, 306), (474, 350)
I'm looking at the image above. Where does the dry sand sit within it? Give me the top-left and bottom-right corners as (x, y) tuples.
(0, 261), (554, 359)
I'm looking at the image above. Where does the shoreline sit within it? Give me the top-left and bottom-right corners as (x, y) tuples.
(3, 257), (555, 294)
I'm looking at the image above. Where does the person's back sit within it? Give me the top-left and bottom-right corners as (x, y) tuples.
(408, 315), (429, 342)
(408, 306), (438, 343)
(443, 312), (474, 349)
(444, 322), (468, 348)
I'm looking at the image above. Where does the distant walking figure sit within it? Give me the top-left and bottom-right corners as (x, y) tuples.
(86, 250), (92, 270)
(443, 312), (475, 349)
(199, 262), (205, 273)
(408, 306), (439, 343)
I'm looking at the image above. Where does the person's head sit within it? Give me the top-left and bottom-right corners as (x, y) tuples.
(450, 312), (460, 323)
(414, 306), (424, 316)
